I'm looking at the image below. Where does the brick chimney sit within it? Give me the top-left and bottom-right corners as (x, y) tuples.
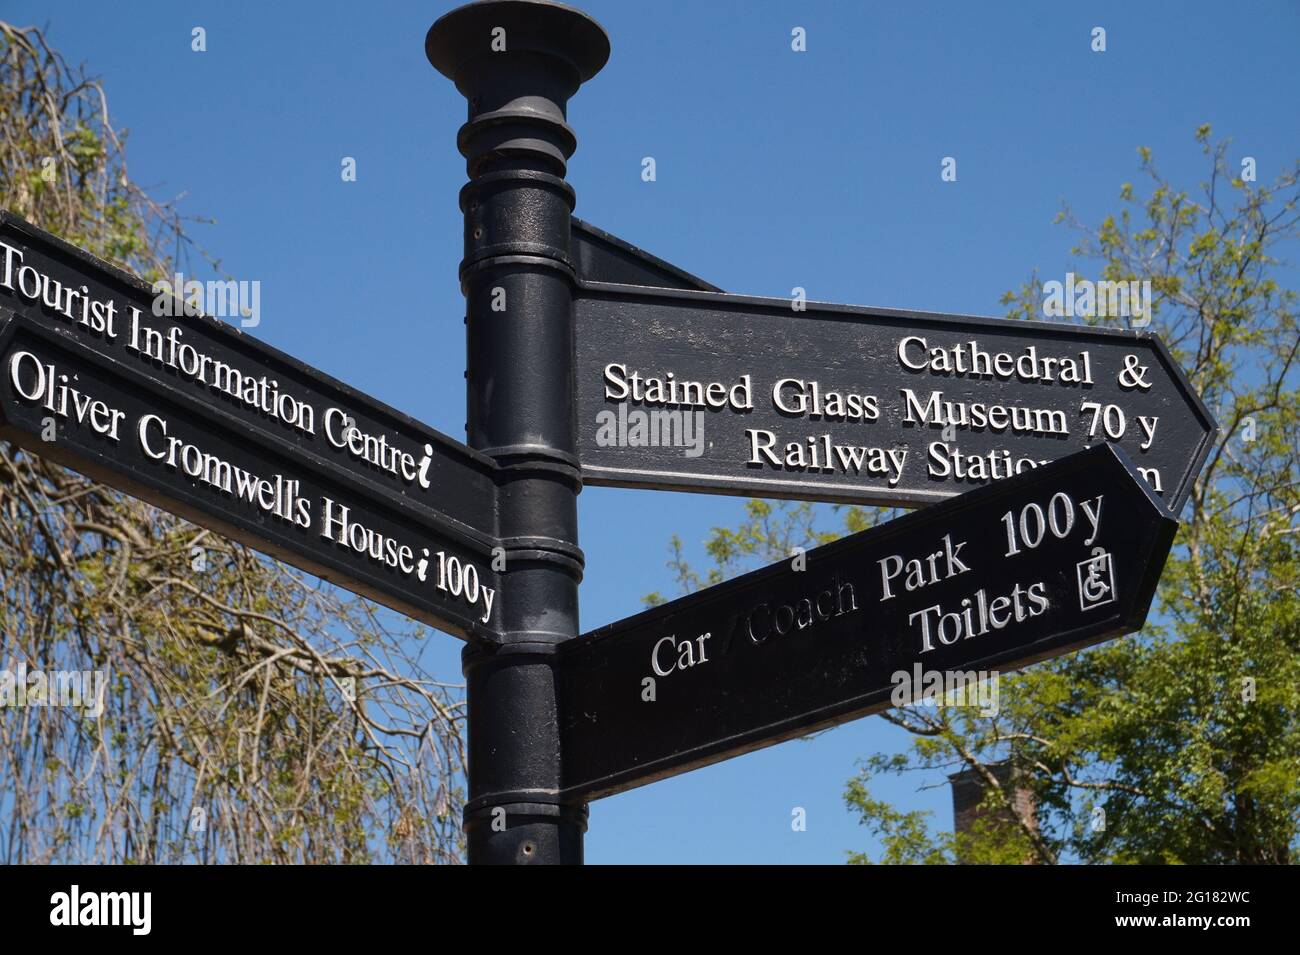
(949, 762), (1038, 863)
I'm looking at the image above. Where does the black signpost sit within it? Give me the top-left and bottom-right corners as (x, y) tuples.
(0, 0), (1219, 865)
(425, 0), (610, 864)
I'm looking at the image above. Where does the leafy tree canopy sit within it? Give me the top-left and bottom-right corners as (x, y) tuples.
(654, 129), (1300, 864)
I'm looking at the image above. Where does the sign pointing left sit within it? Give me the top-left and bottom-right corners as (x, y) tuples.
(0, 213), (503, 640)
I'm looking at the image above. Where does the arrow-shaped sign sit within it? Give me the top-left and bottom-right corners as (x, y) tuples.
(0, 213), (503, 640)
(559, 443), (1177, 800)
(574, 282), (1216, 513)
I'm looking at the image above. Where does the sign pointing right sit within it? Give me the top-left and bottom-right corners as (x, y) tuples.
(559, 444), (1178, 801)
(574, 282), (1218, 513)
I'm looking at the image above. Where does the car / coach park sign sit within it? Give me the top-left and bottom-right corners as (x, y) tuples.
(0, 0), (1219, 864)
(558, 444), (1176, 799)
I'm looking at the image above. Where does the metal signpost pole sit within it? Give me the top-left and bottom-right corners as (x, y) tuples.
(426, 0), (610, 864)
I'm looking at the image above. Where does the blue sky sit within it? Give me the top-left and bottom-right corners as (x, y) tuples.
(9, 0), (1298, 863)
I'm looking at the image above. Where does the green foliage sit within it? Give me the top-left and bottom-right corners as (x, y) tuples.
(843, 786), (952, 865)
(659, 129), (1300, 864)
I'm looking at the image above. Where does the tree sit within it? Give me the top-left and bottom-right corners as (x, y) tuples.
(0, 22), (465, 863)
(654, 128), (1300, 864)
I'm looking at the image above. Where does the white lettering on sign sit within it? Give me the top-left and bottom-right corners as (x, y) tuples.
(603, 362), (753, 412)
(926, 443), (1050, 482)
(137, 413), (313, 529)
(901, 388), (1069, 437)
(772, 378), (879, 421)
(125, 308), (316, 436)
(877, 534), (970, 601)
(746, 579), (859, 643)
(0, 241), (119, 339)
(650, 633), (712, 676)
(746, 430), (908, 484)
(896, 337), (1094, 386)
(1002, 492), (1103, 556)
(911, 582), (1051, 653)
(8, 350), (127, 441)
(323, 406), (421, 483)
(6, 346), (498, 628)
(319, 497), (496, 624)
(0, 238), (471, 510)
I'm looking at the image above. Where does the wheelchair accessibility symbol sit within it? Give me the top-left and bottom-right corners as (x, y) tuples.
(1077, 547), (1117, 612)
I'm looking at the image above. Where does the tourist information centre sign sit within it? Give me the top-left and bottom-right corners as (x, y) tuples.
(0, 214), (502, 640)
(0, 0), (1221, 864)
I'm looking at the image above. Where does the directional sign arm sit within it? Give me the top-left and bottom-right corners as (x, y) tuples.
(573, 281), (1217, 514)
(0, 314), (503, 640)
(558, 444), (1178, 800)
(0, 212), (506, 641)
